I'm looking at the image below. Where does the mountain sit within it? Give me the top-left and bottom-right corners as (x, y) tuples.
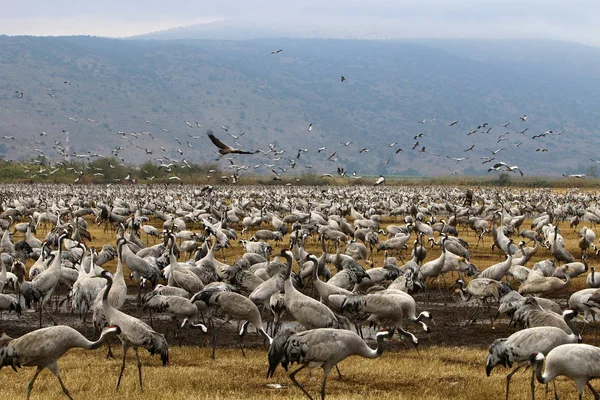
(1, 35), (599, 176)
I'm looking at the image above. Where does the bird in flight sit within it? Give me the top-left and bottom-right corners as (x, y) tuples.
(375, 175), (385, 185)
(340, 76), (346, 83)
(395, 148), (403, 154)
(486, 148), (504, 155)
(412, 142), (420, 150)
(414, 133), (424, 139)
(464, 144), (475, 152)
(520, 114), (527, 122)
(536, 148), (549, 152)
(562, 174), (585, 178)
(308, 124), (313, 132)
(207, 130), (258, 155)
(14, 90), (23, 98)
(449, 121), (459, 126)
(271, 49), (283, 54)
(488, 162), (524, 176)
(447, 156), (468, 161)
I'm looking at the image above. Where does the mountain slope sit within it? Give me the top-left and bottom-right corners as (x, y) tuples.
(0, 35), (599, 176)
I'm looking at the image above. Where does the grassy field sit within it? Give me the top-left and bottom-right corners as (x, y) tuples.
(1, 200), (597, 399)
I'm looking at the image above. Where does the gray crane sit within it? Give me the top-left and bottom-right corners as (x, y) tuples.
(551, 226), (575, 264)
(267, 328), (394, 400)
(477, 240), (514, 281)
(92, 241), (128, 358)
(193, 286), (271, 359)
(530, 343), (600, 400)
(97, 271), (169, 390)
(280, 250), (347, 330)
(22, 230), (68, 328)
(0, 325), (120, 400)
(486, 309), (580, 400)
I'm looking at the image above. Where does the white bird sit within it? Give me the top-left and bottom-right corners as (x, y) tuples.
(375, 176), (385, 185)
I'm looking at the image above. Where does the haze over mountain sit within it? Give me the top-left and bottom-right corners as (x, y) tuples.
(1, 34), (599, 176)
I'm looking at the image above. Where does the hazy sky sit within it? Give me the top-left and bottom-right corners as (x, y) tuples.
(1, 0), (598, 46)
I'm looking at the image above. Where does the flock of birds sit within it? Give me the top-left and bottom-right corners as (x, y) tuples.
(5, 45), (587, 182)
(1, 185), (600, 399)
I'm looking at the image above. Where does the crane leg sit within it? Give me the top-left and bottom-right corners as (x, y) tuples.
(586, 382), (600, 400)
(26, 366), (43, 400)
(106, 339), (115, 359)
(211, 320), (221, 360)
(134, 348), (143, 391)
(335, 365), (343, 380)
(289, 365), (314, 400)
(321, 367), (332, 400)
(48, 363), (73, 400)
(505, 364), (523, 400)
(116, 344), (129, 390)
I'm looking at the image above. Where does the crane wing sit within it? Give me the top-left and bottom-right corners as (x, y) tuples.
(206, 131), (230, 150)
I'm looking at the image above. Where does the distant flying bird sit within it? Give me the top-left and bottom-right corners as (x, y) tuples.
(467, 129), (478, 136)
(228, 132), (246, 140)
(64, 80), (74, 86)
(185, 121), (193, 128)
(341, 141), (353, 146)
(375, 175), (385, 185)
(449, 121), (459, 126)
(14, 90), (23, 98)
(388, 142), (397, 147)
(464, 144), (475, 152)
(221, 125), (229, 132)
(340, 76), (346, 83)
(520, 114), (527, 122)
(207, 130), (257, 155)
(447, 156), (468, 161)
(419, 147), (426, 153)
(414, 133), (424, 139)
(590, 159), (600, 164)
(318, 147), (326, 153)
(68, 117), (77, 122)
(395, 148), (403, 154)
(486, 148), (504, 155)
(481, 157), (495, 164)
(501, 122), (511, 127)
(271, 49), (283, 54)
(327, 152), (337, 160)
(308, 124), (313, 132)
(532, 133), (546, 139)
(562, 174), (585, 178)
(418, 119), (427, 124)
(412, 142), (420, 150)
(86, 118), (98, 123)
(359, 148), (369, 153)
(536, 148), (548, 152)
(517, 128), (528, 134)
(489, 162), (524, 176)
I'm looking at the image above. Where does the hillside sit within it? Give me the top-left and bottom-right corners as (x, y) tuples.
(1, 35), (599, 176)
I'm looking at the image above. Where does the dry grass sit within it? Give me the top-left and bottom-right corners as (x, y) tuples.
(2, 196), (597, 399)
(1, 346), (586, 400)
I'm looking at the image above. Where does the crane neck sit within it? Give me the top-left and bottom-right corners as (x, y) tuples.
(532, 356), (547, 384)
(87, 326), (120, 350)
(102, 273), (113, 303)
